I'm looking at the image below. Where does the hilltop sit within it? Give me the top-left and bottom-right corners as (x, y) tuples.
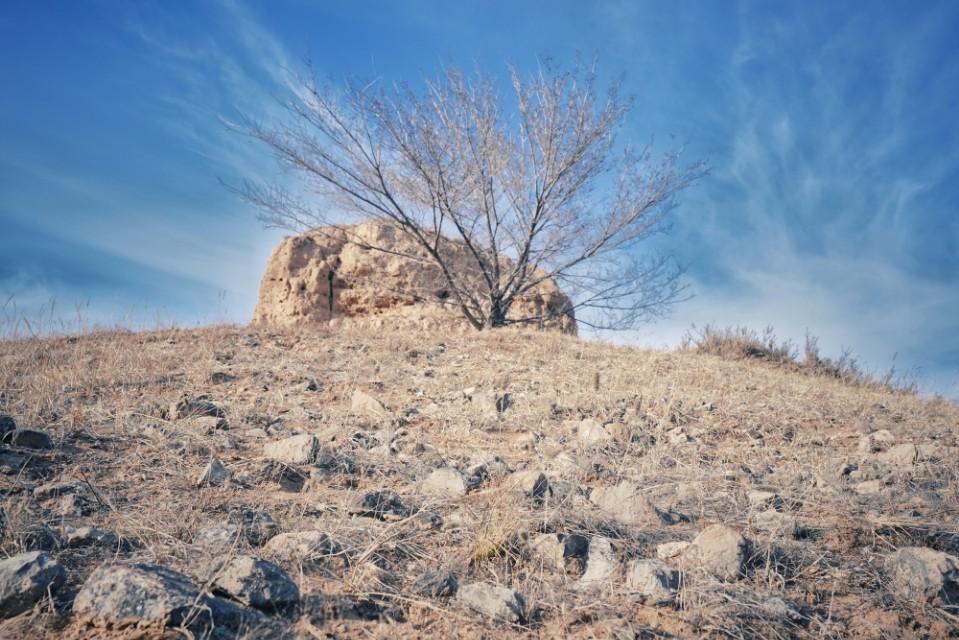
(0, 323), (956, 639)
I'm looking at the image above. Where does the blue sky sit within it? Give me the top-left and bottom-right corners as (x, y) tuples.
(1, 1), (957, 399)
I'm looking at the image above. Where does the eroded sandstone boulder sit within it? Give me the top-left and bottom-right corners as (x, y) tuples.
(253, 223), (576, 334)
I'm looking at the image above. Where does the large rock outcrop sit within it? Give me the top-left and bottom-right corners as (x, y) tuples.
(253, 223), (576, 334)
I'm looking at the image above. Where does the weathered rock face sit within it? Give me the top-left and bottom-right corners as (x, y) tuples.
(253, 223), (576, 334)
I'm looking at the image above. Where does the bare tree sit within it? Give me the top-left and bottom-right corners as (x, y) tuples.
(237, 61), (707, 330)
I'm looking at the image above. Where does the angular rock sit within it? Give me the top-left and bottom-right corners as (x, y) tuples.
(421, 467), (468, 499)
(760, 596), (804, 623)
(73, 563), (258, 632)
(232, 510), (280, 547)
(511, 432), (539, 450)
(170, 396), (224, 420)
(858, 429), (895, 453)
(527, 533), (591, 573)
(0, 551), (65, 618)
(0, 449), (27, 474)
(683, 525), (750, 580)
(196, 458), (232, 487)
(746, 489), (780, 509)
(0, 415), (15, 438)
(878, 443), (919, 466)
(590, 481), (663, 526)
(577, 536), (617, 590)
(508, 470), (550, 500)
(656, 541), (691, 560)
(351, 389), (390, 419)
(752, 510), (799, 537)
(196, 523), (244, 550)
(626, 559), (681, 605)
(210, 371), (236, 384)
(887, 547), (958, 606)
(577, 418), (612, 445)
(348, 490), (410, 521)
(184, 415), (228, 435)
(457, 582), (526, 623)
(264, 531), (341, 563)
(64, 526), (129, 550)
(263, 434), (321, 465)
(34, 480), (86, 501)
(477, 391), (512, 415)
(412, 570), (458, 598)
(34, 480), (94, 516)
(528, 533), (565, 572)
(55, 494), (90, 516)
(5, 429), (52, 450)
(211, 555), (299, 610)
(665, 427), (691, 445)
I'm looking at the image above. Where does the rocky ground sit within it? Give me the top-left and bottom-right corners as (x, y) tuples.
(0, 323), (957, 638)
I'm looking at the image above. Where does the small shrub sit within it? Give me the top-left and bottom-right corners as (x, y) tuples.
(681, 324), (916, 393)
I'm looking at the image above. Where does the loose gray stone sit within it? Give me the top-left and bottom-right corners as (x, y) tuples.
(626, 559), (681, 605)
(232, 510), (279, 547)
(210, 371), (236, 384)
(5, 429), (52, 449)
(196, 458), (232, 487)
(760, 596), (804, 623)
(746, 489), (780, 509)
(196, 523), (243, 550)
(170, 396), (224, 420)
(752, 510), (799, 537)
(878, 443), (919, 466)
(457, 582), (526, 623)
(0, 449), (27, 474)
(683, 525), (750, 580)
(73, 563), (259, 632)
(351, 389), (390, 419)
(577, 418), (611, 445)
(528, 534), (565, 571)
(0, 415), (15, 438)
(665, 426), (691, 445)
(56, 494), (93, 517)
(184, 415), (228, 435)
(656, 541), (691, 560)
(508, 470), (550, 500)
(421, 467), (468, 499)
(348, 490), (410, 521)
(887, 546), (958, 606)
(263, 434), (321, 465)
(211, 555), (299, 610)
(858, 429), (895, 453)
(577, 537), (617, 590)
(0, 551), (65, 618)
(590, 481), (663, 526)
(412, 570), (458, 598)
(64, 526), (129, 550)
(34, 480), (87, 502)
(264, 531), (341, 563)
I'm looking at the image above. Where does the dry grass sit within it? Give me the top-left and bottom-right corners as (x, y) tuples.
(680, 324), (919, 394)
(0, 320), (957, 638)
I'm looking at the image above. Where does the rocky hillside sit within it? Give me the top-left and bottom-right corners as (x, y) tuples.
(0, 323), (957, 639)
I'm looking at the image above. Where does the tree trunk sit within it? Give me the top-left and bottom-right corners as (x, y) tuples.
(485, 299), (508, 329)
